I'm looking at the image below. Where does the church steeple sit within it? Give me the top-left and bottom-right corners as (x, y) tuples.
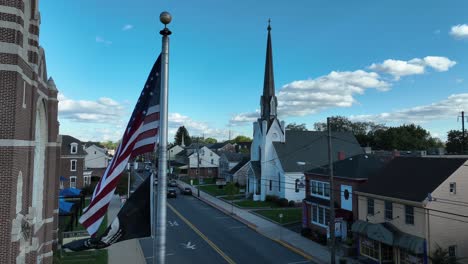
(260, 19), (278, 124)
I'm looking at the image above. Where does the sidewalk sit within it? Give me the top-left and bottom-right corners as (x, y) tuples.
(107, 195), (146, 264)
(178, 181), (332, 264)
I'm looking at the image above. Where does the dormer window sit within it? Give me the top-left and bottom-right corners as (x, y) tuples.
(70, 143), (78, 154)
(450, 182), (456, 194)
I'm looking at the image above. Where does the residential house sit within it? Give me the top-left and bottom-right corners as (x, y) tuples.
(246, 24), (364, 202)
(208, 142), (236, 153)
(303, 154), (386, 240)
(218, 152), (245, 180)
(168, 144), (184, 161)
(60, 135), (87, 189)
(0, 1), (61, 261)
(353, 157), (468, 263)
(84, 144), (110, 169)
(231, 157), (251, 186)
(176, 145), (220, 178)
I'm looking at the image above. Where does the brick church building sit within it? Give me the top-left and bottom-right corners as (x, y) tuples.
(0, 1), (61, 263)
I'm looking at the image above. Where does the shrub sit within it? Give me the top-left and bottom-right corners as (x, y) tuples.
(265, 195), (274, 202)
(278, 198), (289, 207)
(270, 195), (279, 203)
(288, 200), (295, 207)
(301, 227), (312, 237)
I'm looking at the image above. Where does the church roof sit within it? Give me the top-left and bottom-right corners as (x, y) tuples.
(272, 131), (364, 172)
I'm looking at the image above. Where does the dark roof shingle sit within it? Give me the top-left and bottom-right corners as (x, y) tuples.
(273, 131), (364, 172)
(360, 157), (467, 202)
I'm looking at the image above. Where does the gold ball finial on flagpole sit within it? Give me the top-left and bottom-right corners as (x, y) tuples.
(160, 12), (172, 25)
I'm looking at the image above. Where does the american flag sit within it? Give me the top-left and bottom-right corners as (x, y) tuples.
(80, 55), (162, 236)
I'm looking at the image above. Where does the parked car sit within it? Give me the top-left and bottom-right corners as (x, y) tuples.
(181, 187), (192, 195)
(169, 180), (177, 187)
(167, 188), (177, 198)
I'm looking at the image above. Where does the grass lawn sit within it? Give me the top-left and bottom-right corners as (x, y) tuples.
(56, 249), (108, 264)
(182, 178), (216, 185)
(198, 185), (238, 196)
(254, 208), (302, 224)
(234, 200), (278, 208)
(222, 194), (245, 201)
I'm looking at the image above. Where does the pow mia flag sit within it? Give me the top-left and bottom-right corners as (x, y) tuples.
(63, 176), (151, 251)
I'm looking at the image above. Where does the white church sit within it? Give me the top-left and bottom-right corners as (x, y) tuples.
(247, 23), (363, 202)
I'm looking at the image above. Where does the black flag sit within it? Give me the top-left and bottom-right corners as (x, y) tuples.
(63, 176), (151, 251)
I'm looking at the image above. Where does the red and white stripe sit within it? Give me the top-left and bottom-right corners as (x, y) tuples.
(79, 105), (160, 236)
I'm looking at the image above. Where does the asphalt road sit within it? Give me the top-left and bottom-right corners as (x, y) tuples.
(140, 189), (312, 264)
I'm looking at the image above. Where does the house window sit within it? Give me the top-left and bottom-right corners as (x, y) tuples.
(385, 201), (393, 220)
(211, 159), (214, 164)
(360, 237), (379, 260)
(311, 204), (329, 227)
(310, 180), (330, 199)
(405, 205), (414, 225)
(448, 245), (457, 257)
(367, 198), (374, 216)
(70, 176), (77, 188)
(295, 179), (299, 193)
(94, 151), (97, 154)
(312, 204), (318, 222)
(210, 152), (213, 157)
(278, 173), (280, 191)
(84, 175), (91, 186)
(70, 160), (77, 171)
(324, 182), (330, 197)
(450, 182), (456, 194)
(269, 180), (272, 191)
(70, 143), (78, 154)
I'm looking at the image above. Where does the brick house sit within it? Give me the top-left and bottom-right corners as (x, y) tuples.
(353, 157), (468, 263)
(59, 135), (87, 189)
(302, 154), (386, 241)
(0, 1), (61, 263)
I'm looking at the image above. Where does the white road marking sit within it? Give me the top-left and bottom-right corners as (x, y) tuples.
(180, 241), (196, 250)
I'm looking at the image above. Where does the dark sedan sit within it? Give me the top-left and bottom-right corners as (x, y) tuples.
(167, 188), (177, 198)
(181, 187), (192, 195)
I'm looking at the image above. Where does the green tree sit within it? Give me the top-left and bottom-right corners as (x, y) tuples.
(204, 137), (217, 144)
(446, 130), (467, 154)
(174, 126), (192, 146)
(430, 244), (464, 264)
(231, 135), (252, 143)
(225, 182), (239, 214)
(286, 123), (307, 131)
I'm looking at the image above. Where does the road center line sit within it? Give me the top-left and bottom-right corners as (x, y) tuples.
(167, 203), (236, 264)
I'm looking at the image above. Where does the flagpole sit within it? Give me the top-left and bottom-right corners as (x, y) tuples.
(154, 11), (172, 264)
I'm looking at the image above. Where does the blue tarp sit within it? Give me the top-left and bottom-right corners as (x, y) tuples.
(59, 200), (74, 214)
(59, 188), (81, 197)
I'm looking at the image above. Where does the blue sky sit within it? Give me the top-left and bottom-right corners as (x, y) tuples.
(39, 0), (468, 142)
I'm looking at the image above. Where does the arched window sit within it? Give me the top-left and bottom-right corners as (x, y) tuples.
(32, 99), (47, 222)
(16, 171), (23, 214)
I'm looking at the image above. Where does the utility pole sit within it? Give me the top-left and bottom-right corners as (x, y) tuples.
(459, 111), (466, 154)
(154, 11), (171, 264)
(327, 117), (336, 264)
(197, 137), (200, 197)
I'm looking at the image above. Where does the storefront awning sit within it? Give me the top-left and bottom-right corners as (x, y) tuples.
(395, 233), (425, 255)
(351, 220), (425, 254)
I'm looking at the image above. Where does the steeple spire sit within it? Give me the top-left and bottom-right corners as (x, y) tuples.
(260, 19), (278, 123)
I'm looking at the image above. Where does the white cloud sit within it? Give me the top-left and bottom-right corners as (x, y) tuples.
(230, 70), (389, 125)
(229, 110), (260, 126)
(58, 93), (126, 124)
(95, 36), (112, 45)
(122, 24), (134, 31)
(350, 93), (468, 124)
(369, 56), (456, 79)
(422, 56), (457, 72)
(450, 24), (468, 39)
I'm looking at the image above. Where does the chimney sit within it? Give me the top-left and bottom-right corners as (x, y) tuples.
(338, 151), (345, 161)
